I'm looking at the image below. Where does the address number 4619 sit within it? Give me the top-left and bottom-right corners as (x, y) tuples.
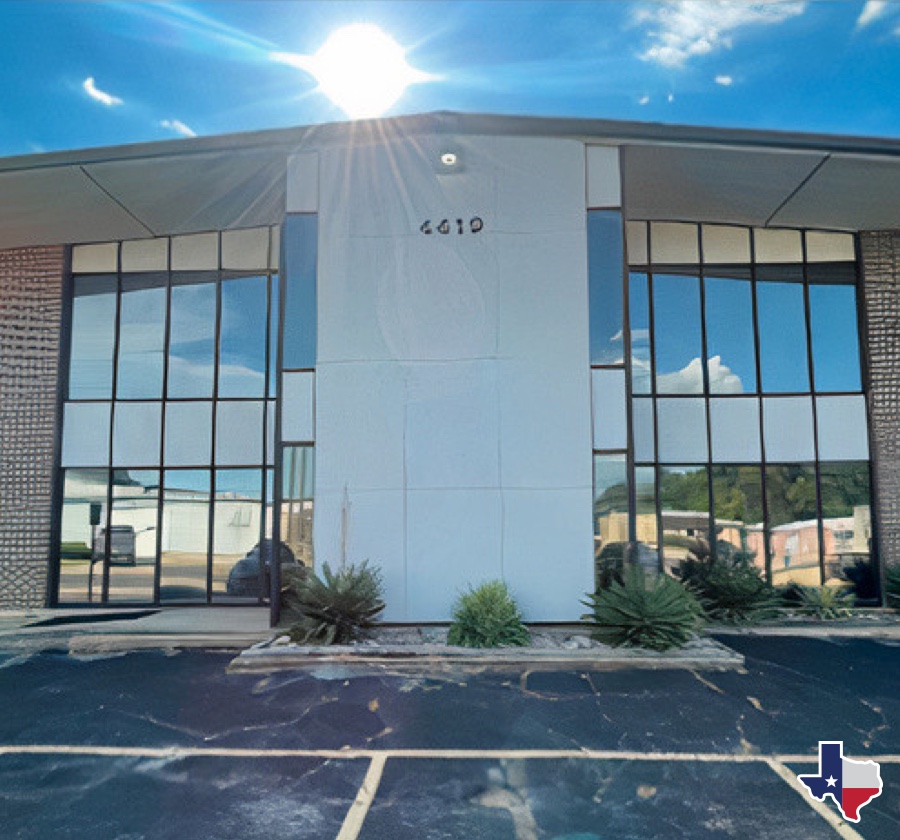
(420, 217), (484, 235)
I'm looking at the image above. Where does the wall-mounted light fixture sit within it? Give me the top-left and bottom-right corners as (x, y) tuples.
(435, 149), (464, 174)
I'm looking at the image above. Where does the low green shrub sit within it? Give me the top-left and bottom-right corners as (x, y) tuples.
(285, 561), (385, 645)
(680, 559), (781, 624)
(795, 585), (855, 620)
(581, 567), (704, 652)
(447, 580), (531, 648)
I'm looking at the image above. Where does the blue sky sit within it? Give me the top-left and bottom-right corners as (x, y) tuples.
(2, 1), (900, 156)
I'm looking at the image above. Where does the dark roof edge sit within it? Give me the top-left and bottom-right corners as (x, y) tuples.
(5, 111), (900, 174)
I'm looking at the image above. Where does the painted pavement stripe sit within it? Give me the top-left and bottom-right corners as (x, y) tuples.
(335, 754), (387, 840)
(765, 757), (866, 840)
(0, 745), (898, 763)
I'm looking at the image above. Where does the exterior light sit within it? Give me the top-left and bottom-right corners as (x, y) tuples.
(440, 152), (458, 167)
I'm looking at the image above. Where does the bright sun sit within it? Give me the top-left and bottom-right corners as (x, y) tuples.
(272, 24), (431, 119)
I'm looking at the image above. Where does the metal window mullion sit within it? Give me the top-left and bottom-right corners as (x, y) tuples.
(153, 244), (173, 605)
(645, 234), (664, 571)
(802, 232), (827, 586)
(749, 228), (773, 585)
(621, 217), (638, 550)
(697, 225), (716, 562)
(208, 243), (222, 605)
(271, 223), (287, 627)
(259, 270), (274, 605)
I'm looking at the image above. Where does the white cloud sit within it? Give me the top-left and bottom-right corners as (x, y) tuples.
(161, 119), (197, 138)
(638, 1), (806, 68)
(656, 356), (744, 393)
(857, 0), (888, 29)
(639, 95), (651, 105)
(83, 77), (122, 107)
(715, 74), (734, 85)
(667, 93), (675, 103)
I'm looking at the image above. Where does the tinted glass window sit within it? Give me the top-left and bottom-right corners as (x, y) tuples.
(704, 277), (756, 393)
(711, 465), (764, 570)
(629, 273), (651, 394)
(168, 281), (216, 398)
(160, 469), (210, 603)
(219, 275), (267, 398)
(69, 276), (117, 399)
(117, 276), (166, 399)
(765, 464), (820, 587)
(588, 211), (624, 364)
(809, 284), (862, 393)
(107, 470), (159, 603)
(757, 282), (809, 393)
(660, 465), (709, 575)
(653, 274), (703, 394)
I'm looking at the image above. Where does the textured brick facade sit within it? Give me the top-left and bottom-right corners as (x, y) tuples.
(0, 246), (66, 608)
(860, 231), (900, 574)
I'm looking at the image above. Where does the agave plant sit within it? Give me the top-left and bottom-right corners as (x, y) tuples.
(581, 567), (704, 652)
(796, 585), (855, 620)
(447, 580), (531, 648)
(286, 561), (385, 645)
(680, 558), (781, 625)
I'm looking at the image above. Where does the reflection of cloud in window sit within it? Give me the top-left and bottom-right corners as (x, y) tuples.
(640, 355), (743, 393)
(217, 362), (266, 392)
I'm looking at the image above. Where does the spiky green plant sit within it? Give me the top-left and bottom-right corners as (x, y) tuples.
(680, 559), (781, 624)
(447, 580), (531, 648)
(581, 567), (705, 651)
(796, 585), (855, 620)
(287, 561), (385, 645)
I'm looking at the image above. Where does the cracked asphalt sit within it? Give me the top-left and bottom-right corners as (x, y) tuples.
(0, 636), (897, 838)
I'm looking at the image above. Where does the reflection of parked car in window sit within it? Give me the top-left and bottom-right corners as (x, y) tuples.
(226, 540), (299, 597)
(595, 541), (659, 589)
(92, 525), (136, 566)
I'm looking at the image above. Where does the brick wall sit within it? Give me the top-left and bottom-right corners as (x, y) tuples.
(0, 246), (66, 608)
(860, 231), (900, 574)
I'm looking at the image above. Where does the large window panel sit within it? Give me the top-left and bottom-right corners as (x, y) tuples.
(588, 211), (625, 364)
(58, 469), (109, 603)
(168, 279), (216, 398)
(591, 368), (627, 450)
(763, 397), (814, 462)
(660, 465), (709, 576)
(816, 396), (869, 462)
(819, 462), (874, 598)
(656, 398), (708, 463)
(159, 470), (210, 603)
(629, 273), (652, 394)
(164, 401), (213, 467)
(282, 446), (315, 567)
(711, 466), (764, 574)
(653, 274), (704, 394)
(107, 470), (158, 603)
(282, 215), (317, 370)
(112, 402), (162, 467)
(215, 401), (264, 466)
(634, 465), (658, 559)
(757, 282), (810, 393)
(766, 465), (820, 587)
(62, 402), (111, 467)
(709, 397), (761, 463)
(116, 275), (166, 399)
(213, 469), (263, 600)
(69, 276), (117, 399)
(704, 277), (756, 394)
(632, 397), (655, 462)
(218, 274), (268, 398)
(593, 455), (629, 585)
(809, 284), (862, 393)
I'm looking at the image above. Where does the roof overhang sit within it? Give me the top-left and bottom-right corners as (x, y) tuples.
(3, 111), (900, 250)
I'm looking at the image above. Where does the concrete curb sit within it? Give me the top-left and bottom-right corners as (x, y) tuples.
(227, 638), (745, 674)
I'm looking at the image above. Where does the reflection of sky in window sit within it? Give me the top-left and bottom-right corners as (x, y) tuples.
(629, 273), (651, 394)
(163, 469), (210, 496)
(757, 282), (809, 393)
(117, 286), (166, 398)
(219, 275), (268, 397)
(216, 468), (263, 500)
(593, 454), (627, 506)
(168, 283), (216, 398)
(704, 277), (755, 393)
(70, 286), (116, 398)
(809, 284), (862, 392)
(653, 275), (703, 394)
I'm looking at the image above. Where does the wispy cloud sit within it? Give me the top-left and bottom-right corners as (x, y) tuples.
(715, 74), (734, 86)
(639, 95), (651, 105)
(160, 119), (197, 138)
(638, 1), (806, 68)
(83, 77), (123, 107)
(857, 0), (888, 29)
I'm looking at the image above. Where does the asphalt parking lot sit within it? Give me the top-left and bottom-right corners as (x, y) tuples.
(0, 636), (897, 839)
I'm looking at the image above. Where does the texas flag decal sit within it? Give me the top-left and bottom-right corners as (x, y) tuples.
(798, 741), (883, 823)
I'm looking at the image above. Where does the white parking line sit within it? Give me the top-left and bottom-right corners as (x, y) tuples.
(336, 754), (386, 840)
(0, 744), (898, 763)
